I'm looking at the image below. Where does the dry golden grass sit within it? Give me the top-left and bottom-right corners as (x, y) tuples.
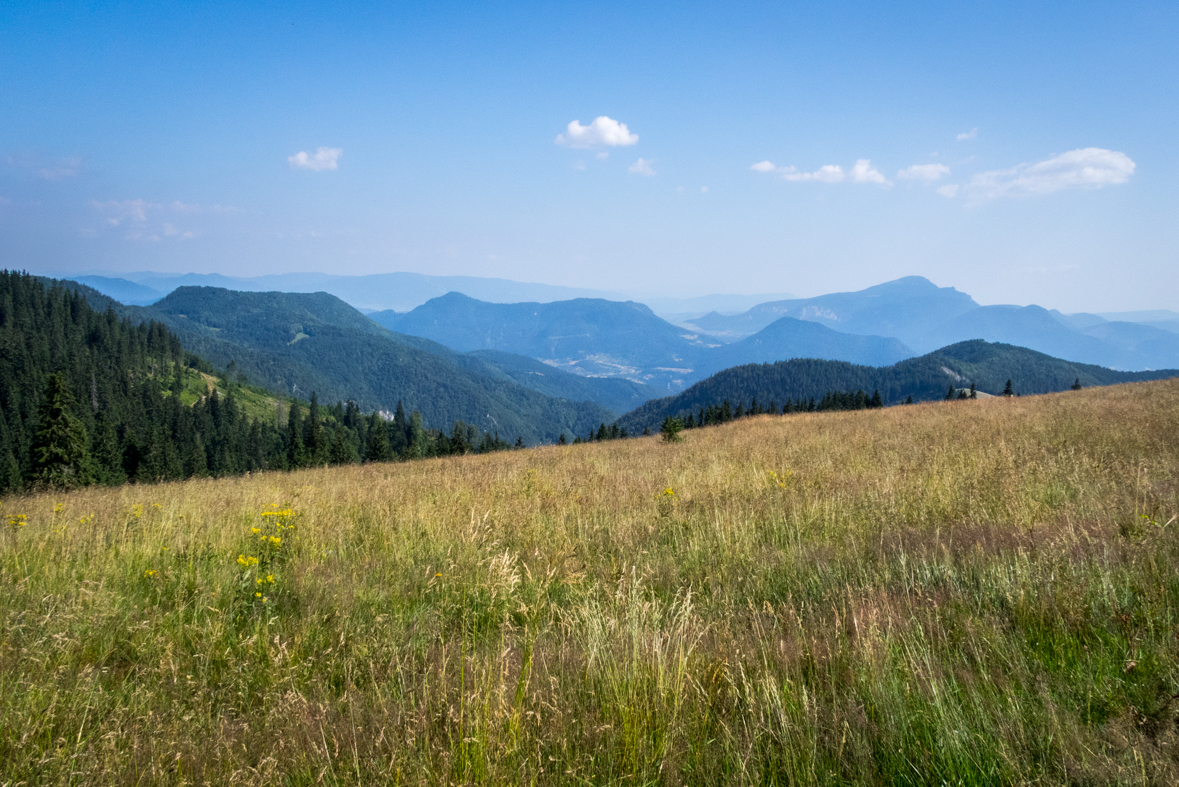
(2, 380), (1178, 784)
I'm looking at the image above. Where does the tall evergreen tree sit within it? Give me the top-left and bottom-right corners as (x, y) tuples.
(30, 372), (90, 488)
(365, 416), (391, 463)
(286, 401), (304, 468)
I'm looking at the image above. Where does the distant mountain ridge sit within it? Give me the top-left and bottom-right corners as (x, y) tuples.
(617, 340), (1179, 433)
(374, 292), (914, 391)
(685, 276), (1179, 371)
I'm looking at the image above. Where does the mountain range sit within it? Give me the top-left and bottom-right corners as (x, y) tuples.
(684, 276), (1179, 371)
(372, 292), (913, 391)
(617, 340), (1179, 433)
(40, 272), (1179, 447)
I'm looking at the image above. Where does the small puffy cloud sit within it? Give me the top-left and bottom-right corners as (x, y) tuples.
(628, 158), (656, 176)
(555, 116), (639, 148)
(700, 186), (709, 193)
(962, 147), (1135, 202)
(288, 147), (342, 171)
(937, 184), (959, 198)
(898, 163), (951, 182)
(750, 160), (777, 173)
(849, 159), (890, 186)
(572, 161), (586, 171)
(957, 128), (978, 141)
(596, 151), (610, 160)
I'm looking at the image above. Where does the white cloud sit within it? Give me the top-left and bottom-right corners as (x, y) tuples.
(957, 128), (978, 141)
(700, 186), (709, 193)
(628, 158), (656, 176)
(596, 151), (610, 160)
(752, 159), (890, 186)
(89, 198), (205, 240)
(849, 159), (890, 186)
(288, 147), (342, 171)
(572, 161), (586, 171)
(555, 116), (639, 148)
(962, 147), (1135, 202)
(781, 164), (845, 183)
(937, 184), (959, 198)
(898, 163), (951, 182)
(4, 153), (82, 180)
(39, 156), (82, 181)
(92, 198), (154, 226)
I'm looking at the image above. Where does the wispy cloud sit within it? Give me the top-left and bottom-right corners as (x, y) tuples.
(898, 163), (951, 182)
(4, 153), (82, 180)
(89, 198), (206, 241)
(952, 147), (1135, 203)
(288, 147), (342, 171)
(957, 128), (978, 141)
(627, 158), (656, 176)
(752, 159), (891, 186)
(556, 116), (639, 148)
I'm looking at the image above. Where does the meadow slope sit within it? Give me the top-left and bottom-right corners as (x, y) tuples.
(2, 381), (1179, 784)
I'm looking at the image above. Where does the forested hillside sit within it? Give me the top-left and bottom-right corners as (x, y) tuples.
(0, 273), (525, 495)
(131, 287), (618, 444)
(617, 339), (1179, 432)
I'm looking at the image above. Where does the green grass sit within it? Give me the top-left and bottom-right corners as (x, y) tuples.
(1, 380), (1178, 784)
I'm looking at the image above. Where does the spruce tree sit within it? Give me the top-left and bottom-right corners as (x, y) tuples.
(969, 382), (977, 399)
(286, 401), (304, 468)
(365, 418), (391, 463)
(30, 373), (90, 488)
(1003, 379), (1014, 397)
(1071, 377), (1082, 390)
(304, 392), (325, 465)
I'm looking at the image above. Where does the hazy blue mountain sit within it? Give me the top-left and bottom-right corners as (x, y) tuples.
(376, 292), (719, 391)
(115, 270), (622, 313)
(685, 276), (1179, 371)
(1049, 310), (1108, 331)
(922, 305), (1179, 370)
(1097, 309), (1179, 324)
(617, 340), (1179, 433)
(688, 276), (980, 344)
(65, 276), (166, 305)
(132, 287), (618, 443)
(379, 292), (940, 391)
(1139, 321), (1179, 334)
(696, 315), (914, 376)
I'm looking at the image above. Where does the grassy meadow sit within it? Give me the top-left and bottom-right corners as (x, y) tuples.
(2, 380), (1179, 785)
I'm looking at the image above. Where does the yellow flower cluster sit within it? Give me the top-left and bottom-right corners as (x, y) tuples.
(144, 569), (157, 578)
(237, 554), (260, 567)
(768, 469), (794, 488)
(661, 487), (676, 499)
(6, 513), (27, 529)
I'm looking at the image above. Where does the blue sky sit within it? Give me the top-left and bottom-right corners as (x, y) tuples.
(1, 0), (1176, 311)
